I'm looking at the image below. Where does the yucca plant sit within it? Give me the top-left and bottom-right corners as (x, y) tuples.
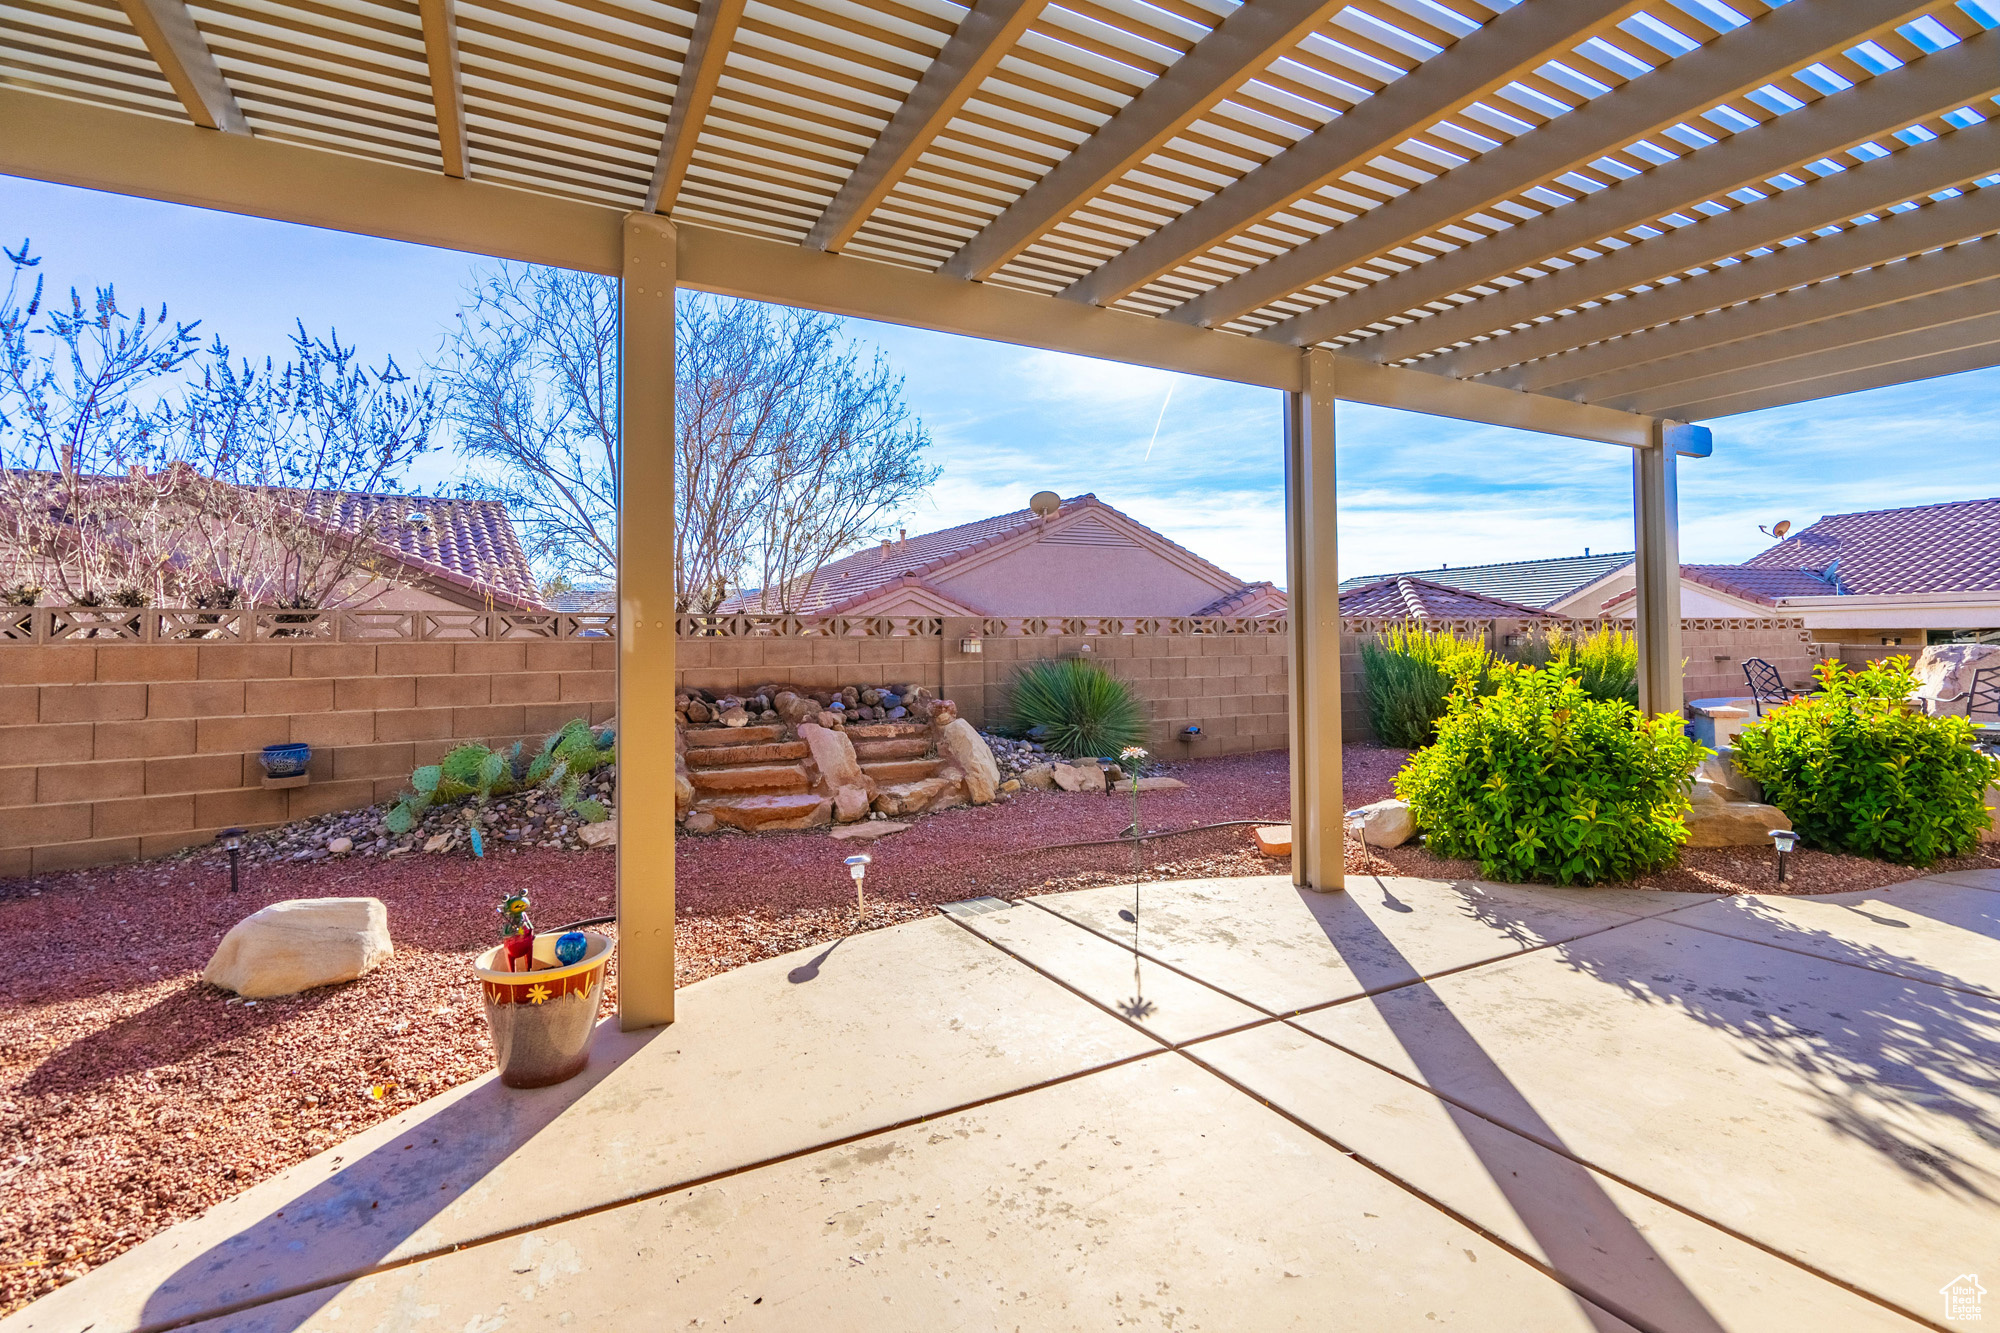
(1005, 658), (1146, 759)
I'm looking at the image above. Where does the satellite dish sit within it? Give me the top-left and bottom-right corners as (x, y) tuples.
(1759, 519), (1792, 540)
(1029, 491), (1061, 517)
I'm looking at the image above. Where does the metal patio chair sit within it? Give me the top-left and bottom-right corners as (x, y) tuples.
(1967, 666), (2000, 724)
(1741, 657), (1792, 717)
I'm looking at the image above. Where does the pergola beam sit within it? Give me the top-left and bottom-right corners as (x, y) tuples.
(117, 0), (246, 134)
(1184, 0), (1938, 333)
(1063, 0), (1642, 310)
(941, 0), (1348, 282)
(807, 0), (1044, 254)
(1619, 308), (2000, 417)
(0, 85), (1696, 451)
(1682, 341), (2000, 418)
(1293, 34), (2000, 356)
(1563, 239), (2000, 402)
(647, 0), (746, 215)
(1412, 123), (2000, 378)
(416, 0), (469, 179)
(1479, 189), (1998, 391)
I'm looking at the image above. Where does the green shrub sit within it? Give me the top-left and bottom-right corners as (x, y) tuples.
(383, 718), (614, 834)
(1005, 657), (1145, 758)
(1360, 625), (1491, 749)
(1395, 661), (1706, 885)
(1503, 625), (1638, 707)
(1731, 656), (1998, 866)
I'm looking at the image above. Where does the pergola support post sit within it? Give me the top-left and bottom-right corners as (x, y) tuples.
(617, 213), (679, 1029)
(1632, 424), (1683, 719)
(1285, 347), (1344, 892)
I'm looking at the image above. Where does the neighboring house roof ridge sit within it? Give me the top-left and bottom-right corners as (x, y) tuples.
(1340, 550), (1635, 610)
(1193, 580), (1287, 618)
(720, 493), (1262, 615)
(1598, 563), (1839, 611)
(1339, 574), (1554, 620)
(1743, 495), (2000, 595)
(0, 470), (543, 609)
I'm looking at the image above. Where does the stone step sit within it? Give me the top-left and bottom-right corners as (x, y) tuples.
(842, 721), (930, 741)
(851, 738), (931, 762)
(699, 792), (831, 832)
(685, 740), (810, 769)
(688, 762), (810, 794)
(684, 724), (783, 748)
(860, 758), (944, 784)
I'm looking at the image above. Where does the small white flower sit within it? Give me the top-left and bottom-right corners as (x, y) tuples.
(1119, 745), (1148, 761)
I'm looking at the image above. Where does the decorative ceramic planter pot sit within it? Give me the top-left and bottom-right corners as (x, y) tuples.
(473, 930), (613, 1088)
(260, 742), (312, 778)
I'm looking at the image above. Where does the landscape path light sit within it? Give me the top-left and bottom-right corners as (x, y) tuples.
(1769, 828), (1800, 883)
(218, 827), (245, 893)
(845, 853), (871, 912)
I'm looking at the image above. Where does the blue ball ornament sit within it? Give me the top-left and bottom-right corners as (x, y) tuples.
(554, 931), (588, 967)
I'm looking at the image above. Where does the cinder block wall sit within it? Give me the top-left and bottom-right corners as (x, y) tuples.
(675, 616), (1292, 759)
(0, 640), (614, 876)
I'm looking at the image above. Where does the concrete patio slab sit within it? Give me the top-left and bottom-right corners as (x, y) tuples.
(172, 1057), (1642, 1333)
(13, 871), (1995, 1333)
(1190, 1023), (1923, 1332)
(1291, 916), (2000, 1321)
(4, 918), (1157, 1333)
(1926, 866), (2000, 893)
(1662, 880), (2000, 997)
(1032, 873), (1718, 1015)
(943, 898), (1266, 1045)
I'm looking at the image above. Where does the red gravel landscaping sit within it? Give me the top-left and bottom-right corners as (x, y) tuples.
(4, 743), (1997, 1314)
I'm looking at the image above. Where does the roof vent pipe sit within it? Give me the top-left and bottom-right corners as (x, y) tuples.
(879, 538), (891, 562)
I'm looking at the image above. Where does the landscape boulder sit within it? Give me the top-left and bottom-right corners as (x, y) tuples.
(1051, 762), (1106, 794)
(1133, 776), (1186, 792)
(799, 723), (873, 821)
(874, 776), (965, 816)
(935, 718), (1002, 804)
(204, 897), (393, 999)
(1683, 782), (1793, 848)
(834, 786), (872, 822)
(579, 819), (617, 848)
(1694, 749), (1762, 803)
(1912, 642), (2000, 714)
(1345, 799), (1415, 848)
(830, 820), (909, 841)
(1018, 764), (1057, 791)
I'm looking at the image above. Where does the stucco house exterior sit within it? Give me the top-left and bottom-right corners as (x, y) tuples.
(721, 494), (1286, 619)
(1548, 497), (2000, 646)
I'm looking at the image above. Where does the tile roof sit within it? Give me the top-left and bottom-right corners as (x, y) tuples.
(1339, 576), (1554, 619)
(294, 491), (543, 609)
(0, 471), (543, 609)
(1598, 564), (1838, 611)
(720, 495), (1255, 616)
(1194, 581), (1288, 617)
(1744, 496), (2000, 595)
(1340, 551), (1635, 610)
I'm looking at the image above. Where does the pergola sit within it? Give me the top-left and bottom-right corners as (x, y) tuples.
(6, 0), (1995, 1028)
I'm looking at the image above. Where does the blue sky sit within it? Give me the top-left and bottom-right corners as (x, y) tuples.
(8, 174), (2000, 588)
